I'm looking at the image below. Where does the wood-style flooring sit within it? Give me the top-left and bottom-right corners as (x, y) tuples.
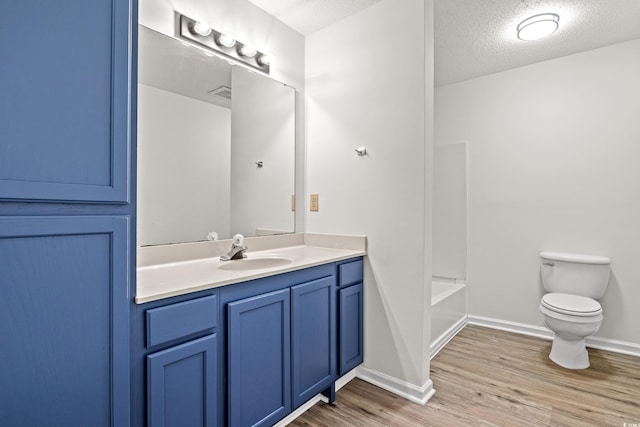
(289, 325), (640, 426)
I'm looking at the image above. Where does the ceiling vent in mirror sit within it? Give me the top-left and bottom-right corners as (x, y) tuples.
(208, 86), (232, 100)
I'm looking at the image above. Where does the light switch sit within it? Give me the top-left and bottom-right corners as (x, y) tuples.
(310, 194), (319, 212)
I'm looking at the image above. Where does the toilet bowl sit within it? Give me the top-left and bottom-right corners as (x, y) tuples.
(538, 252), (610, 369)
(539, 293), (603, 369)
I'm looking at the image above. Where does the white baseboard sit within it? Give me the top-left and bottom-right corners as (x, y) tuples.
(336, 366), (359, 391)
(276, 366), (360, 427)
(468, 315), (553, 340)
(584, 335), (640, 357)
(430, 315), (468, 359)
(275, 395), (325, 427)
(468, 315), (640, 357)
(357, 366), (435, 406)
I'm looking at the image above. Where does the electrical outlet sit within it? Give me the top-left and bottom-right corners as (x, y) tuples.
(310, 194), (319, 212)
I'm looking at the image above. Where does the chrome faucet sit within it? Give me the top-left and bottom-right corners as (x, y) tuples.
(220, 234), (248, 261)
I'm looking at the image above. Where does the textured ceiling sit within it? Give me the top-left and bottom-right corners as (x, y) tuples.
(246, 0), (385, 35)
(435, 0), (640, 86)
(247, 0), (640, 87)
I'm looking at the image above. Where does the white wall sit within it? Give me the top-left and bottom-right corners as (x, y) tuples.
(139, 0), (306, 231)
(433, 143), (467, 280)
(138, 84), (231, 245)
(306, 0), (434, 389)
(435, 39), (640, 344)
(230, 67), (295, 237)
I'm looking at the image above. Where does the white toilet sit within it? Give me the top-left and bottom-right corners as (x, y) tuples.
(538, 251), (611, 369)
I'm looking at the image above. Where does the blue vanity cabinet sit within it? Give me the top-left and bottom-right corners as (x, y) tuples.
(147, 335), (217, 427)
(337, 259), (364, 376)
(134, 292), (219, 427)
(291, 276), (337, 409)
(220, 262), (338, 427)
(227, 289), (292, 427)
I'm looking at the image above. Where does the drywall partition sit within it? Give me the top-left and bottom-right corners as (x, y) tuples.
(138, 84), (231, 245)
(139, 0), (306, 230)
(306, 0), (435, 399)
(435, 39), (640, 344)
(433, 143), (467, 280)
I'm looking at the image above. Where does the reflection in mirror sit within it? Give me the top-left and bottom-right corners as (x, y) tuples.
(137, 26), (295, 246)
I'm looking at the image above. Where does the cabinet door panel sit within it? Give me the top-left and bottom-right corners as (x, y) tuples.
(0, 216), (129, 427)
(291, 276), (336, 408)
(228, 289), (291, 427)
(339, 282), (364, 375)
(147, 335), (217, 427)
(0, 0), (132, 203)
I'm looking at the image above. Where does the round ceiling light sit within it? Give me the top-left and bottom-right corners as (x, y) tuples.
(517, 13), (560, 41)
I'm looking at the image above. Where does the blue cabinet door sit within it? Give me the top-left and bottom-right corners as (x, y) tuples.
(147, 335), (217, 427)
(0, 216), (130, 427)
(291, 276), (336, 408)
(339, 282), (364, 375)
(0, 0), (134, 203)
(227, 289), (291, 427)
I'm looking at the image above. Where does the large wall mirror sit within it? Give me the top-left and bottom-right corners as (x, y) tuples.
(137, 26), (296, 246)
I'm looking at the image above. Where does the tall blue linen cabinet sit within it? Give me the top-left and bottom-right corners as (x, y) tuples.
(0, 1), (137, 426)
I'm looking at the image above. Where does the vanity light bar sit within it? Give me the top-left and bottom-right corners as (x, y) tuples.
(177, 14), (271, 74)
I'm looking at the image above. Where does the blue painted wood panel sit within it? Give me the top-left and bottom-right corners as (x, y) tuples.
(218, 263), (332, 426)
(0, 0), (133, 203)
(0, 216), (130, 427)
(291, 276), (336, 409)
(338, 259), (364, 287)
(339, 282), (364, 375)
(130, 288), (218, 427)
(147, 334), (217, 427)
(146, 295), (217, 348)
(227, 288), (291, 427)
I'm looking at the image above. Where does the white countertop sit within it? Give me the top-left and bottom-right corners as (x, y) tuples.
(136, 245), (365, 304)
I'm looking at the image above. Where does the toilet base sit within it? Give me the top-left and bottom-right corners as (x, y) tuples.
(549, 334), (590, 369)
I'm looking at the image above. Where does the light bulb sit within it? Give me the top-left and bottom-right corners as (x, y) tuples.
(190, 21), (212, 37)
(517, 13), (560, 41)
(238, 43), (257, 58)
(216, 32), (236, 48)
(257, 52), (273, 66)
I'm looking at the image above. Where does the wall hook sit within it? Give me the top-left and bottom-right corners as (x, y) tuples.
(355, 147), (367, 156)
(255, 161), (263, 168)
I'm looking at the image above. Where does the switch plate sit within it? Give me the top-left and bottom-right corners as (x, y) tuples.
(310, 194), (319, 212)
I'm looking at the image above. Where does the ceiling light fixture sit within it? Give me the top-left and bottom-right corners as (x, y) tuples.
(177, 14), (271, 74)
(517, 13), (560, 41)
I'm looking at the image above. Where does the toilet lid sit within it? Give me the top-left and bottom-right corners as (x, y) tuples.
(541, 293), (602, 317)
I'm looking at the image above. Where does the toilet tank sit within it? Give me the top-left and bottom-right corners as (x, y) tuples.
(540, 252), (611, 299)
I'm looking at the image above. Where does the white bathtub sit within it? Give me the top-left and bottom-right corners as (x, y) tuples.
(430, 281), (467, 358)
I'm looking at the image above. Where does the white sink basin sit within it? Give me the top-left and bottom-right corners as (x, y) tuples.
(217, 256), (294, 271)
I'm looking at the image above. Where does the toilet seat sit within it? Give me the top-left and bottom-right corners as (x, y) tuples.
(541, 293), (602, 316)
